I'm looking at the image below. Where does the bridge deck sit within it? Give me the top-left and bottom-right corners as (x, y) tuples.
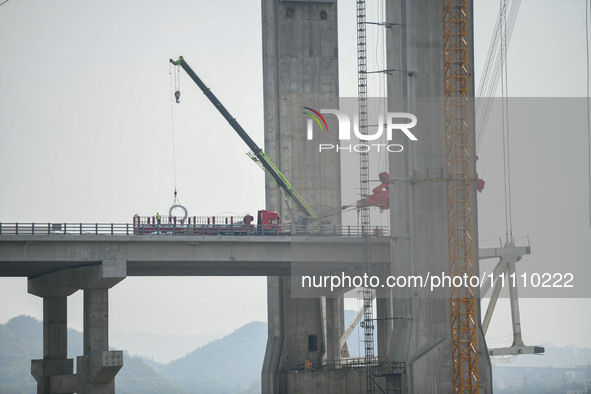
(0, 234), (390, 278)
(0, 222), (388, 237)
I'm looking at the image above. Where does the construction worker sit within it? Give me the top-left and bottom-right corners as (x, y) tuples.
(156, 212), (161, 224)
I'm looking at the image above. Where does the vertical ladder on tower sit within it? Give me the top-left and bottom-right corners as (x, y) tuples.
(357, 0), (375, 393)
(443, 0), (480, 393)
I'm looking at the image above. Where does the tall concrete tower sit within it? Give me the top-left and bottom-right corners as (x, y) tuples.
(385, 0), (492, 392)
(261, 0), (341, 219)
(261, 0), (493, 392)
(260, 1), (349, 393)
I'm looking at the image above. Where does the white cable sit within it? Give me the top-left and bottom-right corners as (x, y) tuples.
(169, 63), (179, 198)
(587, 0), (591, 229)
(500, 0), (510, 242)
(503, 0), (514, 241)
(476, 0), (521, 154)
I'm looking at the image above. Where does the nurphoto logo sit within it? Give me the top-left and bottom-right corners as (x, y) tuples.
(304, 107), (418, 152)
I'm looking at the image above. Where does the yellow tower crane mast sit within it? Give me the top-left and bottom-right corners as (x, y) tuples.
(443, 0), (480, 392)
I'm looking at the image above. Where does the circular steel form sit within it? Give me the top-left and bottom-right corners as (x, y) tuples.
(169, 204), (188, 223)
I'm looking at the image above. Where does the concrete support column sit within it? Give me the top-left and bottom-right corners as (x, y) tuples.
(376, 291), (393, 358)
(325, 297), (343, 361)
(44, 296), (68, 359)
(261, 0), (341, 392)
(385, 0), (492, 392)
(77, 287), (122, 394)
(31, 296), (75, 394)
(262, 277), (325, 394)
(83, 288), (109, 355)
(28, 259), (126, 394)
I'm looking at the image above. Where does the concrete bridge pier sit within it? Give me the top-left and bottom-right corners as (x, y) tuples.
(76, 287), (123, 394)
(260, 0), (342, 392)
(31, 295), (74, 394)
(28, 259), (126, 393)
(386, 0), (492, 392)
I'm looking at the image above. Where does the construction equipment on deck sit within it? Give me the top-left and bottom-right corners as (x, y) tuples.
(170, 56), (318, 221)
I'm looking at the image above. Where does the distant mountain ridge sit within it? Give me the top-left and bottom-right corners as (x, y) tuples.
(0, 315), (266, 394)
(1, 314), (589, 394)
(110, 330), (228, 363)
(154, 321), (267, 393)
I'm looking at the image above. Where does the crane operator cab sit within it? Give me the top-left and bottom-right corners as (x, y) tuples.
(257, 210), (282, 234)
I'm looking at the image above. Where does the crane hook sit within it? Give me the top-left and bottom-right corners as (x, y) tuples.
(175, 90), (181, 103)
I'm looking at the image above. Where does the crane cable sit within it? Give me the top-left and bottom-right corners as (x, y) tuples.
(476, 0), (520, 150)
(476, 0), (521, 154)
(587, 0), (591, 229)
(169, 62), (180, 204)
(500, 0), (514, 243)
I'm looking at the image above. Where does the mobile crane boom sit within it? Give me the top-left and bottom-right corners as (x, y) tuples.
(170, 56), (317, 219)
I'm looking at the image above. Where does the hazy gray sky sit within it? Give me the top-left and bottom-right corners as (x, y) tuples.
(1, 0), (590, 358)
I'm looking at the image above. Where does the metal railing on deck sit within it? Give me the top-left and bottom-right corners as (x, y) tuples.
(286, 357), (405, 373)
(134, 215), (244, 226)
(0, 222), (389, 237)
